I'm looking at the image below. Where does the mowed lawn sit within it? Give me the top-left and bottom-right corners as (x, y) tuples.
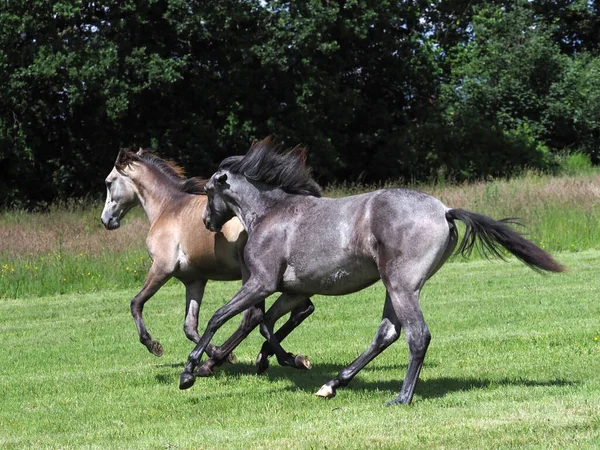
(1, 251), (599, 449)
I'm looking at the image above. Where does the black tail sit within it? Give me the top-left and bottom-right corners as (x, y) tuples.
(445, 209), (565, 273)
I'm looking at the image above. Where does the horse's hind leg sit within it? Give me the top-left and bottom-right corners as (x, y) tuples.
(315, 292), (401, 399)
(131, 264), (171, 357)
(256, 294), (314, 373)
(383, 286), (430, 406)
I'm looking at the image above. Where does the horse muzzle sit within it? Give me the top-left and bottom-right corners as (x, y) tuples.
(101, 216), (120, 230)
(204, 220), (219, 233)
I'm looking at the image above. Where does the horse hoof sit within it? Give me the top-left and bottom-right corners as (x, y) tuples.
(150, 341), (164, 357)
(384, 398), (410, 407)
(179, 372), (195, 390)
(294, 354), (312, 370)
(226, 352), (238, 365)
(315, 384), (336, 399)
(255, 353), (269, 374)
(196, 364), (214, 378)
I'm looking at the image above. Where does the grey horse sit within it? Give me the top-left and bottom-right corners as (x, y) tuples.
(180, 138), (565, 405)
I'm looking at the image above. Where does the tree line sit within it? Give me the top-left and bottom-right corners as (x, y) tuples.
(1, 0), (599, 207)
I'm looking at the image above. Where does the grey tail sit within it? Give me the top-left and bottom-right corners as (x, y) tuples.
(445, 209), (565, 273)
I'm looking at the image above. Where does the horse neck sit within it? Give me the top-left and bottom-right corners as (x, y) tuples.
(231, 182), (291, 233)
(129, 168), (181, 224)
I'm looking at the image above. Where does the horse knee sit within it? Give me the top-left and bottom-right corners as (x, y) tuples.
(304, 300), (315, 315)
(295, 301), (315, 323)
(130, 298), (141, 317)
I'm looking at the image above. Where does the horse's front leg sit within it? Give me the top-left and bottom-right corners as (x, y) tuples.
(196, 302), (265, 377)
(182, 279), (236, 363)
(179, 279), (272, 389)
(131, 264), (170, 357)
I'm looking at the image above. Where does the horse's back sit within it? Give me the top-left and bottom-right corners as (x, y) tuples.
(264, 188), (452, 295)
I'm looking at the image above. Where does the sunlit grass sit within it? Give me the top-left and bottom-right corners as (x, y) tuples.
(0, 251), (598, 448)
(0, 250), (153, 298)
(1, 171), (599, 447)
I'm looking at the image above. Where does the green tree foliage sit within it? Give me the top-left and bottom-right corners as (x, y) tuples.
(0, 0), (599, 207)
(0, 0), (192, 206)
(418, 1), (600, 179)
(542, 53), (600, 161)
(426, 3), (561, 178)
(531, 0), (600, 55)
(250, 0), (439, 181)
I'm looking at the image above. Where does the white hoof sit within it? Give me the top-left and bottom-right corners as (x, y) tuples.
(315, 384), (336, 398)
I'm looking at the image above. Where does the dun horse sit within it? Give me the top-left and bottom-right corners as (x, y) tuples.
(179, 138), (565, 405)
(101, 149), (313, 374)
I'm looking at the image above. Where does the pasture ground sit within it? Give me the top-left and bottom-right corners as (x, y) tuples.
(1, 250), (599, 449)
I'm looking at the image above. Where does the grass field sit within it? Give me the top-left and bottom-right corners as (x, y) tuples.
(1, 251), (599, 449)
(1, 170), (600, 448)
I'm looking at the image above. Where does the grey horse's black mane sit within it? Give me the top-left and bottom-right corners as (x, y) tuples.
(219, 138), (322, 197)
(117, 149), (207, 195)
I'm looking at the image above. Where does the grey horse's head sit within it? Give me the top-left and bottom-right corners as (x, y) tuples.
(203, 166), (238, 233)
(203, 139), (322, 232)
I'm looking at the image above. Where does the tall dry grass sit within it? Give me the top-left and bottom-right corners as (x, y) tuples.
(0, 203), (152, 298)
(327, 170), (600, 252)
(1, 170), (599, 298)
(0, 202), (148, 258)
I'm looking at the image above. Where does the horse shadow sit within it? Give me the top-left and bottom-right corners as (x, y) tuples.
(154, 359), (574, 401)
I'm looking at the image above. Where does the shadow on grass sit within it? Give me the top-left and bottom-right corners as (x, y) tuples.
(154, 359), (575, 401)
(256, 364), (574, 400)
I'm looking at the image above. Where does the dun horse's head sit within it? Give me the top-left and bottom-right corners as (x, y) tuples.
(100, 149), (141, 230)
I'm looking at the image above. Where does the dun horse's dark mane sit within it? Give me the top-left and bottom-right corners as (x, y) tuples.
(120, 149), (207, 195)
(220, 138), (322, 197)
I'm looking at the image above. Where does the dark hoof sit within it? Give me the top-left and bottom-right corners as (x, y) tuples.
(150, 341), (164, 357)
(384, 398), (410, 407)
(294, 354), (312, 370)
(196, 363), (214, 378)
(179, 372), (195, 390)
(226, 352), (238, 365)
(256, 352), (270, 374)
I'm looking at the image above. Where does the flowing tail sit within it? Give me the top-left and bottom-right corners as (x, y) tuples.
(445, 209), (565, 272)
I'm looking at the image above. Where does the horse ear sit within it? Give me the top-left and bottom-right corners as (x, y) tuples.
(115, 149), (127, 168)
(137, 147), (144, 155)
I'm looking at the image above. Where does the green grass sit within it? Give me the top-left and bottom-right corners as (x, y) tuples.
(0, 250), (152, 298)
(0, 204), (155, 298)
(1, 251), (599, 449)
